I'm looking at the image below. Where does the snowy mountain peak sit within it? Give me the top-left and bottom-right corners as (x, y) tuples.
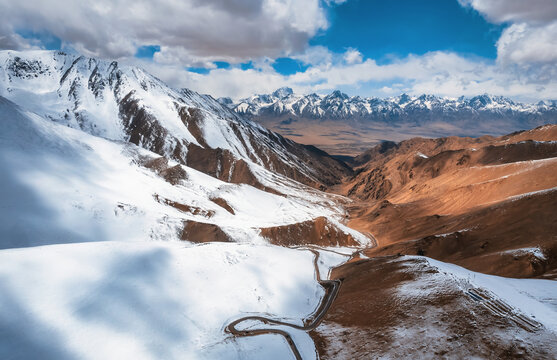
(0, 50), (351, 190)
(398, 93), (412, 105)
(325, 90), (349, 101)
(272, 87), (294, 99)
(217, 96), (233, 106)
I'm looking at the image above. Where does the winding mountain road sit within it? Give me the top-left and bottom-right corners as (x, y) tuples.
(224, 248), (343, 360)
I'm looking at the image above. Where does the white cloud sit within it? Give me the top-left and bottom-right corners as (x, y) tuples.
(136, 50), (557, 101)
(343, 48), (363, 64)
(0, 23), (43, 51)
(455, 0), (557, 99)
(497, 22), (557, 65)
(324, 0), (348, 5)
(291, 45), (334, 66)
(0, 0), (331, 62)
(135, 0), (557, 102)
(460, 0), (557, 66)
(0, 33), (40, 51)
(458, 0), (557, 23)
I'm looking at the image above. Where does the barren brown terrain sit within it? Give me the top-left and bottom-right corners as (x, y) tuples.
(257, 116), (509, 156)
(260, 216), (359, 247)
(333, 124), (557, 279)
(149, 124), (557, 268)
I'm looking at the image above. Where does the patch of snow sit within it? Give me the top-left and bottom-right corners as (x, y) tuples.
(502, 247), (547, 261)
(469, 156), (557, 170)
(433, 228), (473, 238)
(506, 186), (557, 202)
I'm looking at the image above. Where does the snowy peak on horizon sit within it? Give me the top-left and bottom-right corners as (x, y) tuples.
(272, 86), (294, 99)
(222, 88), (557, 121)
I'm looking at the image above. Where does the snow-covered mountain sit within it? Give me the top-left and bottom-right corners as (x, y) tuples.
(0, 92), (368, 249)
(0, 70), (371, 358)
(0, 50), (372, 250)
(223, 87), (557, 126)
(0, 51), (351, 189)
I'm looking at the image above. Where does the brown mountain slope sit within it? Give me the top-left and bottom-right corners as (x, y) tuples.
(336, 124), (557, 278)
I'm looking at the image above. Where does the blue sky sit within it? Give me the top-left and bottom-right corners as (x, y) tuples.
(311, 0), (504, 61)
(132, 0), (504, 77)
(1, 0), (556, 100)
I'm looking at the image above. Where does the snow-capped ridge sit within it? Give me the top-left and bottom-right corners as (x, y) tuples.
(227, 88), (557, 125)
(0, 94), (364, 249)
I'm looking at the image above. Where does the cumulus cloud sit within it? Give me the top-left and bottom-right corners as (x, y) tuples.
(458, 0), (557, 23)
(0, 0), (330, 62)
(0, 33), (39, 51)
(497, 22), (557, 65)
(0, 23), (42, 51)
(291, 45), (334, 66)
(460, 0), (557, 68)
(343, 48), (363, 64)
(138, 49), (557, 101)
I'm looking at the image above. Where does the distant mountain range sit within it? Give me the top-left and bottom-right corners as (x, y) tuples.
(219, 87), (557, 156)
(220, 87), (557, 124)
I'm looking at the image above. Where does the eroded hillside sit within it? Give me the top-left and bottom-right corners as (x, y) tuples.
(336, 125), (557, 278)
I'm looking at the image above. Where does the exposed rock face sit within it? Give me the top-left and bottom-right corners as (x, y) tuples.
(119, 91), (178, 159)
(347, 168), (392, 200)
(210, 198), (235, 215)
(183, 145), (282, 194)
(141, 157), (188, 185)
(154, 195), (215, 218)
(344, 125), (557, 201)
(181, 221), (232, 243)
(260, 216), (359, 247)
(363, 190), (557, 278)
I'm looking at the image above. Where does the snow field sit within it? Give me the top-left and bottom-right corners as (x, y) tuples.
(0, 241), (325, 360)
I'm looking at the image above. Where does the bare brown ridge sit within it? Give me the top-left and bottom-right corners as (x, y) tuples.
(336, 124), (557, 278)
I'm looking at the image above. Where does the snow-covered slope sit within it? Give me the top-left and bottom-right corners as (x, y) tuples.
(0, 96), (368, 249)
(314, 255), (557, 358)
(0, 241), (326, 360)
(0, 50), (351, 189)
(0, 53), (369, 360)
(224, 87), (557, 127)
